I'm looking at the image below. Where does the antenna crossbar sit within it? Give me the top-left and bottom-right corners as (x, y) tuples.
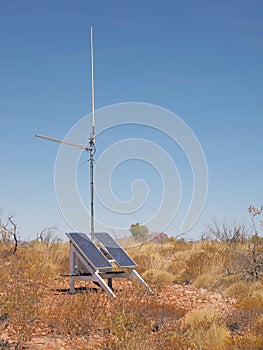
(36, 134), (91, 151)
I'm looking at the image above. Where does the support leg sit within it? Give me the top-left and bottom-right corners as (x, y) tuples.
(70, 277), (75, 294)
(94, 272), (116, 298)
(130, 270), (154, 295)
(69, 243), (76, 294)
(108, 278), (113, 290)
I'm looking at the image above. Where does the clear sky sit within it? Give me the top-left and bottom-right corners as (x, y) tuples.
(1, 0), (263, 241)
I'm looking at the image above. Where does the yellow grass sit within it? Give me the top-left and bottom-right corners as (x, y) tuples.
(1, 237), (263, 349)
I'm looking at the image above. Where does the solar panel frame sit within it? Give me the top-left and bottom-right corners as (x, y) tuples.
(95, 232), (137, 268)
(67, 232), (113, 270)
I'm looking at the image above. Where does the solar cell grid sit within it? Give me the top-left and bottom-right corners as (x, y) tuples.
(67, 232), (113, 270)
(95, 232), (137, 268)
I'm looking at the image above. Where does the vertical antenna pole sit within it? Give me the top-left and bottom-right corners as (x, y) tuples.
(89, 26), (95, 241)
(90, 26), (95, 137)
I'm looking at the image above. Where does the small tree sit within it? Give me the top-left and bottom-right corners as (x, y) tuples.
(0, 215), (18, 254)
(36, 226), (58, 243)
(129, 223), (148, 242)
(204, 218), (247, 244)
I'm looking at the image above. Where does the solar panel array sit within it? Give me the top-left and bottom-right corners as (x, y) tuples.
(67, 232), (113, 270)
(95, 232), (137, 268)
(66, 231), (154, 298)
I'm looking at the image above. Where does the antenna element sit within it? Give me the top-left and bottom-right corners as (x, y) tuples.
(36, 134), (90, 150)
(90, 26), (95, 137)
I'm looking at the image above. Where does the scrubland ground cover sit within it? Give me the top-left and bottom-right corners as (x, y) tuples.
(1, 226), (263, 349)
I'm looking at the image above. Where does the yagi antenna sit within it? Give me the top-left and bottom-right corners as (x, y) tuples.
(35, 134), (91, 151)
(36, 26), (96, 241)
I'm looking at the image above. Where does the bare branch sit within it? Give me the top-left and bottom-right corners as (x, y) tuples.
(204, 219), (248, 244)
(8, 216), (18, 255)
(248, 204), (263, 235)
(36, 226), (58, 243)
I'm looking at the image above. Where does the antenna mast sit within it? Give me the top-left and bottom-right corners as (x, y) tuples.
(89, 26), (95, 241)
(90, 26), (95, 138)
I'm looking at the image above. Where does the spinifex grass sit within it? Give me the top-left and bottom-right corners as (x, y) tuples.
(1, 234), (263, 349)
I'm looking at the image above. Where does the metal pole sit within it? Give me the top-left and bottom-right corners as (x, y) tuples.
(90, 26), (95, 136)
(89, 145), (94, 240)
(89, 26), (95, 241)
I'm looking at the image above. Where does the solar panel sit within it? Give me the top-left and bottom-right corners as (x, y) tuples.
(95, 232), (137, 268)
(67, 232), (113, 270)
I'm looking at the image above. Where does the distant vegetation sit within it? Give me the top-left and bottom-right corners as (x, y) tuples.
(129, 222), (149, 242)
(1, 207), (263, 348)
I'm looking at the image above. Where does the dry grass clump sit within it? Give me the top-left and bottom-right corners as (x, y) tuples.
(0, 278), (45, 344)
(128, 240), (193, 284)
(183, 241), (228, 282)
(101, 292), (151, 349)
(225, 285), (263, 339)
(127, 241), (179, 287)
(183, 307), (231, 349)
(127, 253), (151, 274)
(142, 269), (175, 291)
(19, 242), (68, 282)
(0, 241), (68, 284)
(109, 238), (237, 293)
(101, 290), (186, 350)
(166, 240), (230, 287)
(223, 280), (255, 299)
(229, 335), (263, 349)
(125, 237), (263, 347)
(193, 272), (219, 289)
(236, 289), (263, 329)
(0, 241), (68, 347)
(43, 292), (106, 340)
(127, 238), (263, 294)
(166, 250), (191, 282)
(152, 238), (191, 258)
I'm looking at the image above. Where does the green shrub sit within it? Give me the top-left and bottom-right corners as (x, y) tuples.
(129, 223), (148, 242)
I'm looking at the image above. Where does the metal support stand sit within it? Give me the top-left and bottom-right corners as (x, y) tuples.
(108, 278), (113, 289)
(130, 270), (154, 295)
(68, 243), (116, 298)
(67, 236), (154, 298)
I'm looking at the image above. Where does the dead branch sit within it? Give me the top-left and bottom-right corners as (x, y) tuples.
(36, 226), (58, 243)
(8, 216), (18, 255)
(205, 219), (248, 244)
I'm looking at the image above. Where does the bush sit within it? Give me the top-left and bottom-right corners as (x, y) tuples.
(184, 307), (230, 349)
(129, 223), (148, 242)
(224, 281), (254, 299)
(142, 269), (174, 291)
(229, 335), (263, 349)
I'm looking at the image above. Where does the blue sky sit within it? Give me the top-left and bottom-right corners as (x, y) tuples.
(1, 0), (263, 240)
